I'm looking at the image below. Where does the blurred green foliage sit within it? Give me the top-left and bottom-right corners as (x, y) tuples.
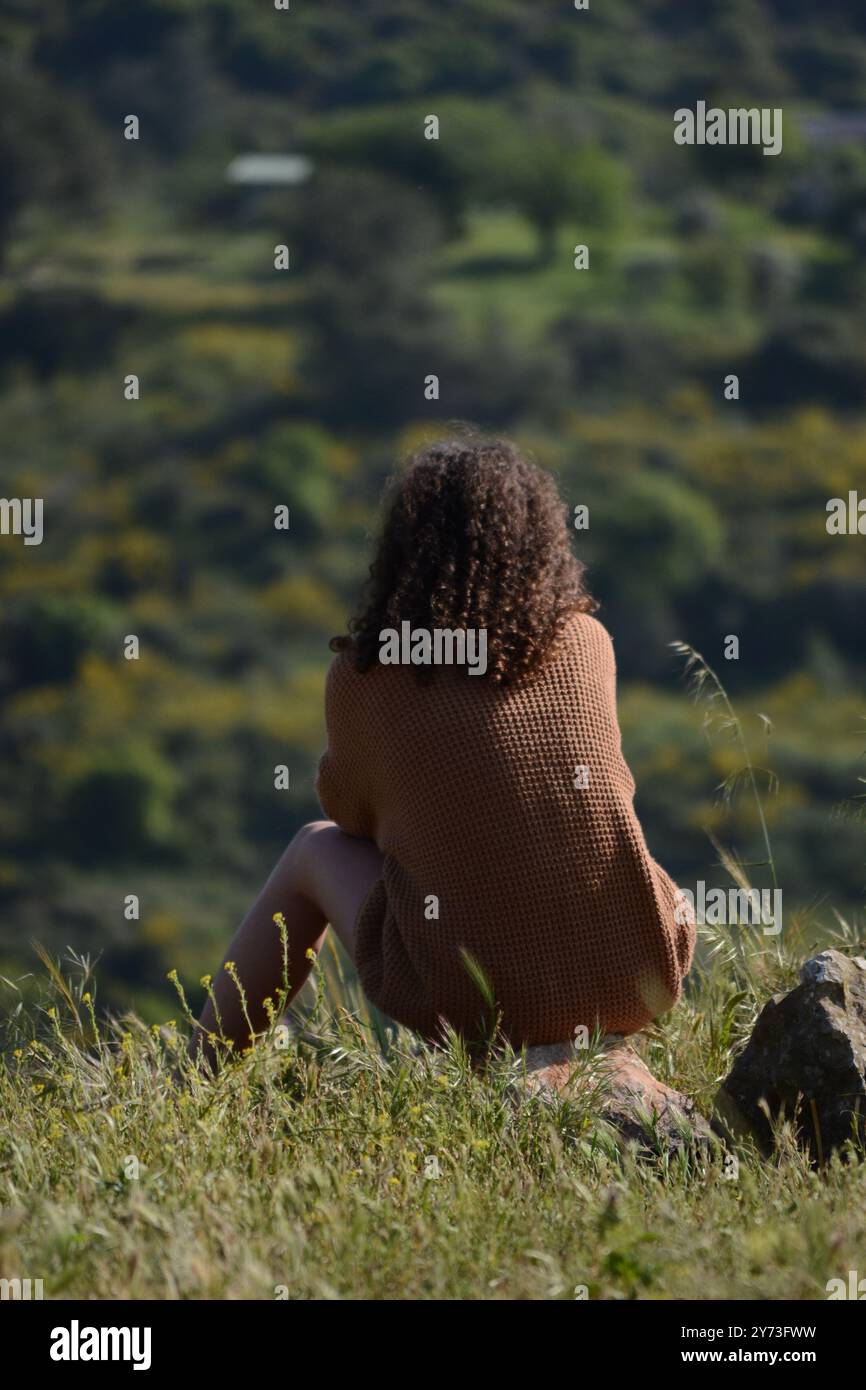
(0, 0), (864, 1017)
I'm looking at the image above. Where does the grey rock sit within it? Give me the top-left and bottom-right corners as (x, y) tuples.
(716, 949), (866, 1157)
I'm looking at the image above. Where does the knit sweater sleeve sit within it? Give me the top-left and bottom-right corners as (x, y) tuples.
(315, 652), (377, 840)
(597, 617), (697, 980)
(588, 615), (637, 799)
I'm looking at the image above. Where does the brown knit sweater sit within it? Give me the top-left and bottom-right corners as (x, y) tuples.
(316, 612), (695, 1046)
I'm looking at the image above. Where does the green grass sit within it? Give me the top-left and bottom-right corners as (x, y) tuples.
(2, 905), (865, 1301)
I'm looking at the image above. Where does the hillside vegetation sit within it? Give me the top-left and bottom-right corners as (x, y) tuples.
(1, 0), (864, 1022)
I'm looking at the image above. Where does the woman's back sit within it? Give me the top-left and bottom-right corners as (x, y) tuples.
(317, 609), (694, 1046)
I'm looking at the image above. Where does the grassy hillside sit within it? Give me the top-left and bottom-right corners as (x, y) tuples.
(3, 907), (865, 1300)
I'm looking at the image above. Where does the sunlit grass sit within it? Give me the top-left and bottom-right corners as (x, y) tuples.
(1, 884), (864, 1300)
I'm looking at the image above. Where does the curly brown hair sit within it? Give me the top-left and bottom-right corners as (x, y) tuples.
(331, 435), (597, 686)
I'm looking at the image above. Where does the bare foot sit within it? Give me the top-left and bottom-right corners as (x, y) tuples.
(519, 1035), (714, 1153)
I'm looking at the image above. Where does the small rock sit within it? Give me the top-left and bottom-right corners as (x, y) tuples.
(716, 948), (866, 1157)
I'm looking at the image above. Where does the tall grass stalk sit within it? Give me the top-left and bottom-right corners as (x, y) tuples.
(671, 640), (779, 894)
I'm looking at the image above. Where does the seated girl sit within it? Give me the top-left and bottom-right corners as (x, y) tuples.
(194, 437), (695, 1084)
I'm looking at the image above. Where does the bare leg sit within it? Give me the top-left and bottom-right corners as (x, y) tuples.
(191, 820), (383, 1071)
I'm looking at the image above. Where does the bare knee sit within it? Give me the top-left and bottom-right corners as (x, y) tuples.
(283, 820), (339, 892)
(294, 818), (337, 846)
(291, 819), (382, 909)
